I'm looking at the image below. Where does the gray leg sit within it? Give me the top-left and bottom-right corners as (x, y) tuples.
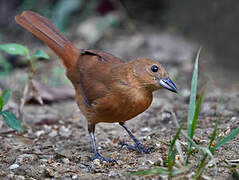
(89, 132), (116, 163)
(119, 122), (152, 153)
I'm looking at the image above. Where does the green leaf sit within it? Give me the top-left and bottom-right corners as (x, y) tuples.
(1, 88), (11, 106)
(1, 110), (24, 132)
(168, 122), (184, 175)
(0, 98), (3, 111)
(191, 89), (205, 137)
(212, 126), (239, 151)
(0, 43), (29, 56)
(31, 49), (49, 59)
(187, 48), (201, 139)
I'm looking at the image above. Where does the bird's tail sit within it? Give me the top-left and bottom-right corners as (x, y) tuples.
(15, 11), (79, 70)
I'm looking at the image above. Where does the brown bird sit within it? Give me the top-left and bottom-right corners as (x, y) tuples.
(15, 11), (177, 162)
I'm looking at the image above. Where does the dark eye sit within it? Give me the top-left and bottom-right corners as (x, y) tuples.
(151, 65), (158, 72)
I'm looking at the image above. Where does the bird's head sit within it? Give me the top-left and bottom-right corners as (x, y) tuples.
(130, 58), (177, 93)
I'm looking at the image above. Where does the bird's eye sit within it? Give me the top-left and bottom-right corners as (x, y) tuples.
(151, 65), (158, 72)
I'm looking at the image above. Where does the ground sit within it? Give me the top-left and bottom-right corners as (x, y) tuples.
(0, 28), (238, 179)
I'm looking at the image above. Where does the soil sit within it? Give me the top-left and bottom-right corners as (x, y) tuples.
(0, 28), (238, 180)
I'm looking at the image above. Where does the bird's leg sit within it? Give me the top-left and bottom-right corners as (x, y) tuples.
(119, 122), (152, 153)
(89, 124), (115, 163)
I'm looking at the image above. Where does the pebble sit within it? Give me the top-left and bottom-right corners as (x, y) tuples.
(9, 163), (19, 170)
(156, 143), (161, 147)
(44, 168), (55, 177)
(140, 127), (152, 133)
(59, 125), (72, 138)
(93, 159), (101, 166)
(48, 130), (58, 137)
(43, 125), (52, 131)
(72, 174), (78, 179)
(62, 158), (70, 164)
(145, 160), (154, 165)
(35, 130), (45, 137)
(108, 170), (117, 177)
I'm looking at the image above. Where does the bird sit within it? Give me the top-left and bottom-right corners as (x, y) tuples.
(15, 11), (177, 162)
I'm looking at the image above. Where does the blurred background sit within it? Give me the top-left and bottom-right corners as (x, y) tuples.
(0, 0), (238, 92)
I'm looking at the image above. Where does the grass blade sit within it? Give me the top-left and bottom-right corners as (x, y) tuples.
(168, 122), (184, 175)
(172, 111), (216, 167)
(212, 126), (239, 151)
(187, 89), (205, 162)
(187, 48), (201, 140)
(186, 48), (201, 164)
(0, 98), (3, 111)
(191, 89), (204, 137)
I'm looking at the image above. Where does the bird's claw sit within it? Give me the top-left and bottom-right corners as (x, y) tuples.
(120, 142), (153, 154)
(90, 153), (116, 163)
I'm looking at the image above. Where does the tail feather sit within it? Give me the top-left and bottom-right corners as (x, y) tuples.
(15, 11), (79, 70)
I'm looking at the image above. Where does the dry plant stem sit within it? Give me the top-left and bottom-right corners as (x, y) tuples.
(19, 70), (30, 127)
(157, 138), (170, 146)
(19, 60), (43, 129)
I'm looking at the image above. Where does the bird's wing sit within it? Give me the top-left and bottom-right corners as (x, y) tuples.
(76, 49), (124, 107)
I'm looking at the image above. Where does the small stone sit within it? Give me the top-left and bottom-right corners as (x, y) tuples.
(40, 159), (48, 163)
(231, 117), (239, 124)
(35, 130), (45, 137)
(48, 130), (58, 137)
(7, 134), (13, 138)
(44, 168), (55, 177)
(59, 125), (72, 138)
(9, 163), (19, 170)
(140, 127), (152, 133)
(43, 125), (52, 131)
(159, 109), (173, 124)
(72, 174), (78, 179)
(93, 159), (101, 166)
(122, 164), (131, 169)
(108, 170), (117, 177)
(156, 143), (161, 147)
(62, 158), (70, 164)
(145, 160), (154, 165)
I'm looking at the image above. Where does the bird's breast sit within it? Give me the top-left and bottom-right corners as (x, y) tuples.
(92, 87), (153, 123)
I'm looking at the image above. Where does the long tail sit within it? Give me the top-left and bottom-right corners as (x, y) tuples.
(15, 11), (79, 70)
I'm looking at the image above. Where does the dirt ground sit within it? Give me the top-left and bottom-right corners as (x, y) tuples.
(0, 28), (239, 180)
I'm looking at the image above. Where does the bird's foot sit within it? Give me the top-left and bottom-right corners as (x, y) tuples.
(120, 142), (153, 154)
(90, 153), (116, 163)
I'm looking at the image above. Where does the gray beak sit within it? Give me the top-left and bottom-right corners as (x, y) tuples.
(158, 78), (178, 93)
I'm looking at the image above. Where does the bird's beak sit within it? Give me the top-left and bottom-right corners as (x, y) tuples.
(158, 78), (178, 93)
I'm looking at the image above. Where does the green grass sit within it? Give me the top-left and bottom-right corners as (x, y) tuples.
(131, 48), (239, 179)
